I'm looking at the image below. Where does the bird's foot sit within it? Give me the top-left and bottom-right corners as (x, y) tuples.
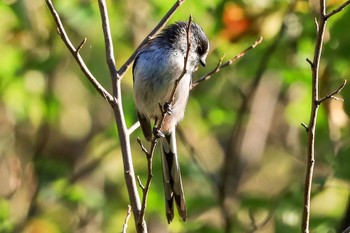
(153, 127), (165, 139)
(163, 102), (172, 115)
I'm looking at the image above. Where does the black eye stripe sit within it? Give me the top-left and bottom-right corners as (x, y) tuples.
(197, 40), (208, 56)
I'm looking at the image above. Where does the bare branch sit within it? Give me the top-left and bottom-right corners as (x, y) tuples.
(306, 58), (314, 68)
(169, 16), (192, 98)
(122, 205), (132, 233)
(301, 0), (327, 229)
(317, 79), (347, 104)
(138, 137), (158, 225)
(314, 18), (320, 33)
(137, 138), (149, 156)
(76, 38), (87, 53)
(301, 122), (309, 132)
(137, 176), (145, 190)
(97, 0), (119, 82)
(155, 15), (193, 132)
(326, 0), (350, 19)
(128, 121), (141, 136)
(118, 0), (187, 78)
(301, 1), (349, 232)
(191, 54), (225, 89)
(247, 208), (274, 233)
(191, 36), (263, 89)
(97, 1), (146, 232)
(45, 0), (114, 104)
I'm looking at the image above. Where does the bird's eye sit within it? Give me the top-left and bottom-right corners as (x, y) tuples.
(196, 38), (208, 56)
(197, 45), (205, 56)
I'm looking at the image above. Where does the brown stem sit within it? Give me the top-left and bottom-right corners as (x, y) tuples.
(138, 138), (158, 226)
(97, 0), (146, 231)
(317, 79), (347, 104)
(325, 0), (350, 19)
(118, 0), (186, 78)
(191, 36), (263, 89)
(302, 1), (349, 232)
(122, 205), (132, 233)
(45, 0), (114, 103)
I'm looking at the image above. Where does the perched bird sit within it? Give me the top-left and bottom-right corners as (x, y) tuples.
(133, 21), (209, 223)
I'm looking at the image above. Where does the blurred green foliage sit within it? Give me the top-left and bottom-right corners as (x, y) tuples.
(0, 0), (350, 233)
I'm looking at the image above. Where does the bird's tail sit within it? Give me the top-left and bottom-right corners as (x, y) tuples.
(160, 130), (187, 223)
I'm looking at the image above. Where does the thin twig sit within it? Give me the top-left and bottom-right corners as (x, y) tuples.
(118, 0), (186, 78)
(137, 176), (145, 190)
(326, 0), (350, 19)
(45, 0), (114, 103)
(122, 205), (132, 233)
(165, 16), (193, 111)
(128, 121), (141, 136)
(317, 79), (347, 104)
(247, 208), (274, 233)
(137, 138), (149, 156)
(301, 122), (309, 132)
(76, 38), (87, 53)
(191, 36), (263, 89)
(306, 58), (314, 68)
(137, 137), (158, 224)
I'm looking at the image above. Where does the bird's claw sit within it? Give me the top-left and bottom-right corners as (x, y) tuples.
(153, 127), (165, 139)
(164, 102), (172, 115)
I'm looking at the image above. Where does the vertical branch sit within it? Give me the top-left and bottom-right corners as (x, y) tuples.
(137, 138), (158, 226)
(302, 2), (326, 232)
(97, 0), (146, 232)
(302, 0), (349, 232)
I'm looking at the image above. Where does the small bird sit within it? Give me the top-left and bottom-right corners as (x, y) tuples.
(133, 21), (209, 223)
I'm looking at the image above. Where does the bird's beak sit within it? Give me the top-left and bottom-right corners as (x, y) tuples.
(200, 57), (206, 67)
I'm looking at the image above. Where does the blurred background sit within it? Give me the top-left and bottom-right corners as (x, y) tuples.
(1, 0), (350, 232)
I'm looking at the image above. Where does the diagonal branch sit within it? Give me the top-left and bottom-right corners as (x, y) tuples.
(326, 0), (350, 19)
(45, 0), (114, 104)
(118, 0), (186, 78)
(317, 79), (347, 104)
(191, 36), (263, 89)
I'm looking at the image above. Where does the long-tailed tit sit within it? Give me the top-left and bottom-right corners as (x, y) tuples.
(133, 21), (209, 223)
